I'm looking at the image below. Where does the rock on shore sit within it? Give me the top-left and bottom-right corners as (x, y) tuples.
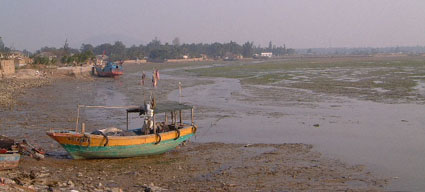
(0, 77), (51, 108)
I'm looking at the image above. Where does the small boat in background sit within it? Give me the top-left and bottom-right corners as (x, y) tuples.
(93, 62), (123, 77)
(47, 102), (197, 159)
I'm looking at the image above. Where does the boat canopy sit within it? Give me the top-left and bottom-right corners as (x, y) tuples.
(126, 101), (193, 114)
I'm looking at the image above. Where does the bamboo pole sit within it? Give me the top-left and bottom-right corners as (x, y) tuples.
(179, 82), (182, 104)
(174, 111), (177, 125)
(153, 114), (156, 134)
(79, 105), (138, 109)
(75, 105), (80, 132)
(179, 110), (182, 125)
(81, 122), (85, 134)
(191, 107), (194, 125)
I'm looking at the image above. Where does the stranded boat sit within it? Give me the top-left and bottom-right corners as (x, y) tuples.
(0, 136), (20, 170)
(46, 102), (197, 159)
(93, 62), (123, 77)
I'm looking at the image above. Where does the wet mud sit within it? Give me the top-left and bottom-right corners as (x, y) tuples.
(1, 58), (412, 191)
(177, 57), (425, 191)
(1, 143), (386, 191)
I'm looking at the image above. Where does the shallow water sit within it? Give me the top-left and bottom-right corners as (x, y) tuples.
(164, 74), (425, 191)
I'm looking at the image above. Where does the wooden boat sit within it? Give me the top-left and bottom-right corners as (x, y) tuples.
(47, 102), (197, 159)
(0, 136), (20, 170)
(0, 153), (20, 170)
(93, 62), (123, 77)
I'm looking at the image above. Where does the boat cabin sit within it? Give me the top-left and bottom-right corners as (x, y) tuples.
(126, 102), (195, 135)
(74, 101), (195, 136)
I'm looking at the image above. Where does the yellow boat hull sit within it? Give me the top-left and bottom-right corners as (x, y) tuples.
(47, 126), (196, 159)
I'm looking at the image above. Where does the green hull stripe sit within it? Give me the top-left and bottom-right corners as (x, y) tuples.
(61, 134), (193, 159)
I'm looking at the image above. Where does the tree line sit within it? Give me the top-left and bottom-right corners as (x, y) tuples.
(1, 36), (295, 65)
(29, 38), (294, 65)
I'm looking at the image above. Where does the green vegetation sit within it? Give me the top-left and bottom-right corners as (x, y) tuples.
(29, 38), (293, 64)
(0, 37), (11, 59)
(32, 56), (53, 65)
(186, 56), (425, 103)
(60, 50), (94, 65)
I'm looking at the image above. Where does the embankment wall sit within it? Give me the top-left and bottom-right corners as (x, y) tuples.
(0, 60), (15, 77)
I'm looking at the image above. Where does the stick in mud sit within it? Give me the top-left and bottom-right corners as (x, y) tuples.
(179, 81), (182, 103)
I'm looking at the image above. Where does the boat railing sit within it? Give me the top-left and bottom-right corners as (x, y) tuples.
(75, 104), (194, 134)
(75, 105), (139, 133)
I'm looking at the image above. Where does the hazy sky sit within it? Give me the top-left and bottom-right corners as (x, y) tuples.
(1, 0), (425, 51)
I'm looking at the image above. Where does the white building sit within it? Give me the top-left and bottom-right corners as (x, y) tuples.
(260, 52), (273, 58)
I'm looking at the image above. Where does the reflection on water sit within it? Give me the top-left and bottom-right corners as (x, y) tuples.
(166, 74), (425, 192)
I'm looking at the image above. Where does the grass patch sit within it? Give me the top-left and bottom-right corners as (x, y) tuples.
(185, 56), (425, 102)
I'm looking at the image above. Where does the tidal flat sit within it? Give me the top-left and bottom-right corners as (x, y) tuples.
(1, 55), (424, 191)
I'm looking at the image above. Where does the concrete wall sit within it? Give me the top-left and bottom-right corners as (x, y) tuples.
(123, 59), (147, 64)
(0, 60), (15, 77)
(166, 58), (204, 63)
(123, 58), (205, 64)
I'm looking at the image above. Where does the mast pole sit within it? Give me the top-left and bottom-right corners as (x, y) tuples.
(191, 107), (194, 125)
(126, 112), (129, 130)
(75, 105), (80, 132)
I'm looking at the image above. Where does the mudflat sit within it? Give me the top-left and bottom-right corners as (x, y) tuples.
(3, 55), (424, 191)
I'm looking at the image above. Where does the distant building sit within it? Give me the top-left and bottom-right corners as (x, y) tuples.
(223, 52), (242, 61)
(38, 52), (57, 60)
(200, 54), (208, 60)
(3, 51), (32, 67)
(260, 52), (273, 58)
(14, 57), (31, 67)
(8, 51), (26, 59)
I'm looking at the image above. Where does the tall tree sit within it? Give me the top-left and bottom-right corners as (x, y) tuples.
(172, 37), (181, 46)
(0, 37), (4, 52)
(93, 43), (113, 56)
(80, 43), (94, 53)
(268, 41), (273, 52)
(63, 39), (70, 55)
(110, 41), (126, 61)
(242, 41), (254, 58)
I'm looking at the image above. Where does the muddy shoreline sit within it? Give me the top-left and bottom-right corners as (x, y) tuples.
(0, 62), (389, 191)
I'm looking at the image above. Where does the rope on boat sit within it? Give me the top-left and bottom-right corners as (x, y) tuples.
(155, 133), (161, 145)
(98, 132), (109, 147)
(174, 129), (180, 140)
(79, 134), (91, 147)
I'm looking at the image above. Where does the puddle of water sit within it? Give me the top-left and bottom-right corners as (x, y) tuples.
(371, 87), (390, 93)
(413, 80), (425, 96)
